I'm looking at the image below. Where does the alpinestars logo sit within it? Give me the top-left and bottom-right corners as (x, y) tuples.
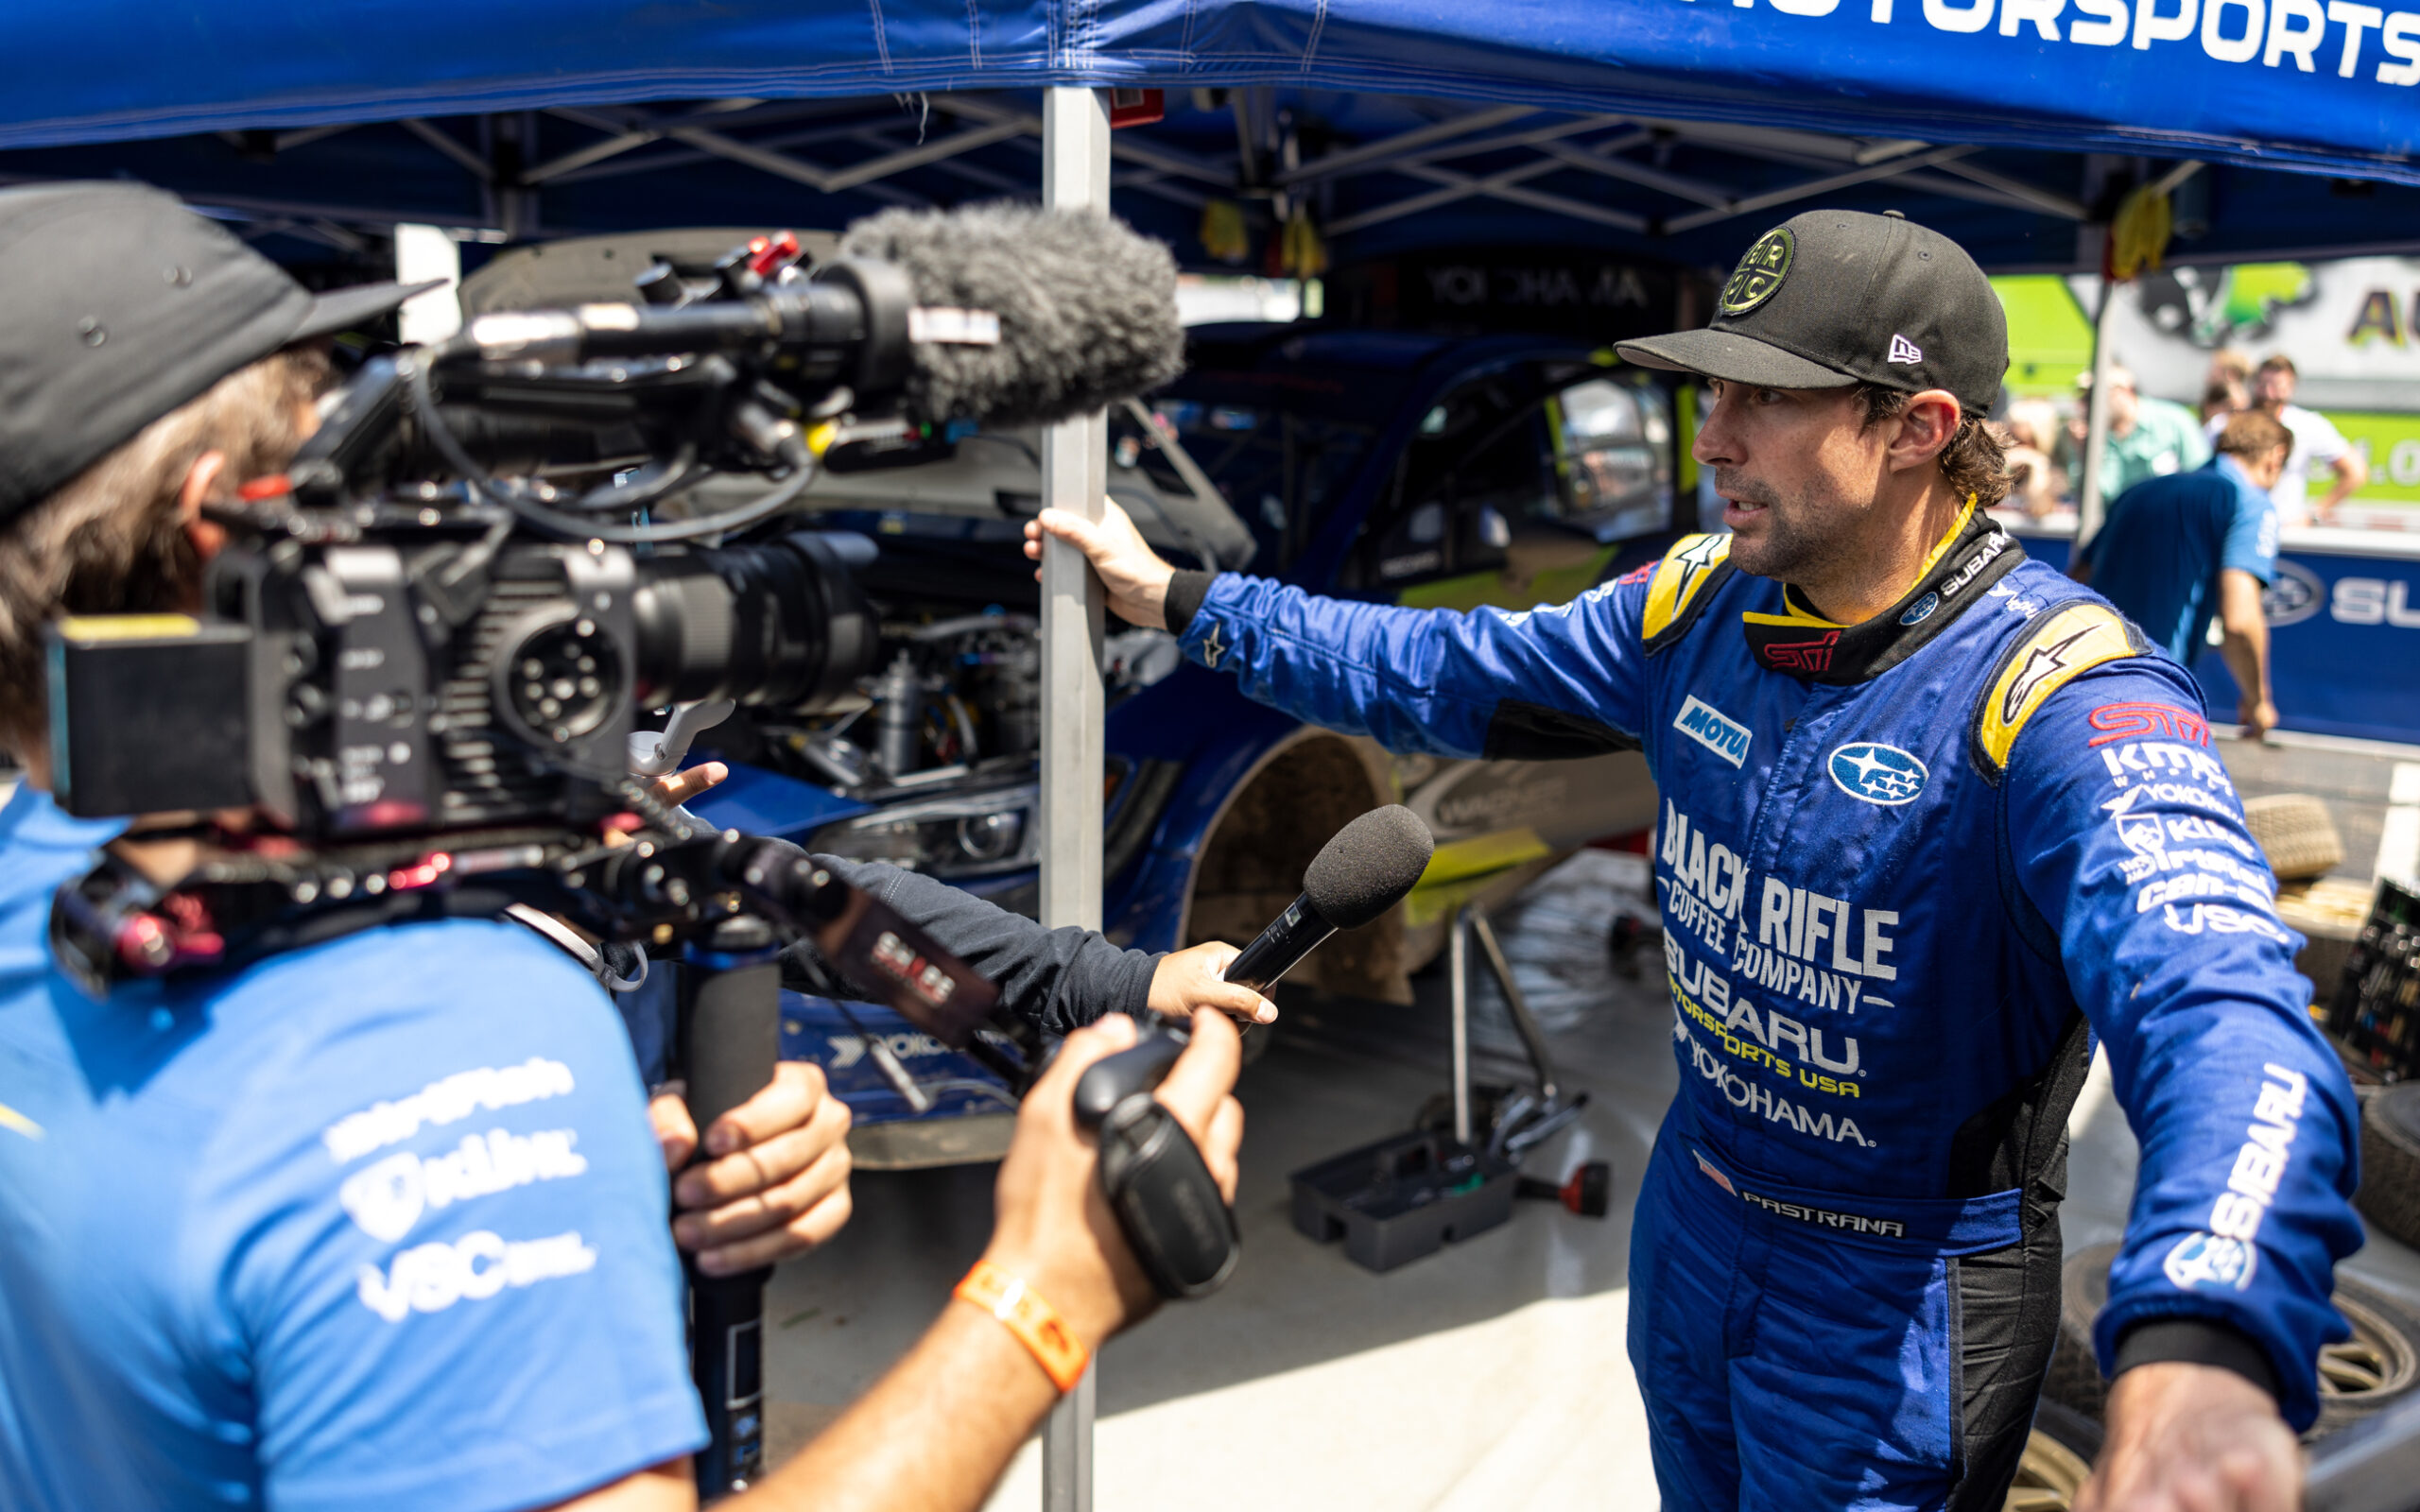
(2000, 626), (2098, 724)
(1667, 532), (1729, 607)
(1672, 695), (1752, 767)
(1886, 335), (1923, 365)
(1199, 622), (1226, 669)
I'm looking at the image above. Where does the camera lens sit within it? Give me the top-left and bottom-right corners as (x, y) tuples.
(631, 531), (879, 713)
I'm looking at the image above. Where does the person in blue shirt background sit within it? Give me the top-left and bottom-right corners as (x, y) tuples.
(2074, 409), (2292, 738)
(0, 182), (1261, 1512)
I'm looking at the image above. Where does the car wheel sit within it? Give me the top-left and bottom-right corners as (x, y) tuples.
(2047, 1241), (2420, 1439)
(2004, 1399), (2100, 1512)
(2357, 1084), (2420, 1251)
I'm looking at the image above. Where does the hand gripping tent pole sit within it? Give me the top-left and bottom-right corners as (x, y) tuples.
(1037, 82), (1109, 1512)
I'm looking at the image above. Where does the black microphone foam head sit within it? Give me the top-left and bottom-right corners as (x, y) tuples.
(1303, 805), (1435, 931)
(836, 202), (1184, 431)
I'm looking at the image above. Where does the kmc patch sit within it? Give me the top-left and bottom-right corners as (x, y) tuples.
(1720, 228), (1794, 316)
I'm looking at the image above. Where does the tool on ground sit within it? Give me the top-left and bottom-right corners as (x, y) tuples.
(1517, 1160), (1612, 1218)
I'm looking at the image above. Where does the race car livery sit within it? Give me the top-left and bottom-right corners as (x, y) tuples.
(1172, 509), (2361, 1509)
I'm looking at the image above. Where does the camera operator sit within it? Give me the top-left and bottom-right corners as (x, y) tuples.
(0, 181), (1262, 1511)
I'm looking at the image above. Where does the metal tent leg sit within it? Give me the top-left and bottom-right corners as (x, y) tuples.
(1037, 82), (1110, 1512)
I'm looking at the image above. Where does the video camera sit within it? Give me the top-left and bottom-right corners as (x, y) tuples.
(43, 203), (1182, 1022)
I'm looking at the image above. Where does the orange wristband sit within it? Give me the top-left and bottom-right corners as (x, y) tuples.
(954, 1260), (1090, 1393)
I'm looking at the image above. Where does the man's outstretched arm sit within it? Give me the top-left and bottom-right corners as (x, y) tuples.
(1025, 501), (1657, 761)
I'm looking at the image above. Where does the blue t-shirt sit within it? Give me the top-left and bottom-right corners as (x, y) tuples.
(2079, 454), (2278, 664)
(0, 786), (705, 1512)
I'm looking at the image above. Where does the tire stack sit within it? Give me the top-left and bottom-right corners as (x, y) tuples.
(2041, 1242), (2420, 1445)
(2245, 794), (2360, 1005)
(2360, 1084), (2420, 1256)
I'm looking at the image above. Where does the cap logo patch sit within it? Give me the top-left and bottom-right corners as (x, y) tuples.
(1887, 334), (1923, 365)
(1719, 228), (1794, 317)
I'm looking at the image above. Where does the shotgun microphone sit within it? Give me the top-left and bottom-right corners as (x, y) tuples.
(1223, 805), (1435, 996)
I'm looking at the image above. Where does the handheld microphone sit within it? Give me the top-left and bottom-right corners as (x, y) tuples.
(442, 202), (1184, 434)
(1223, 805), (1435, 996)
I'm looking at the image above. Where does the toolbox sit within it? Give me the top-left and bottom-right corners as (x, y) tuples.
(2328, 878), (2420, 1083)
(1288, 1129), (1516, 1273)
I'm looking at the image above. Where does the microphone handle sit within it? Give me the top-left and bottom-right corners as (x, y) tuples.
(1221, 894), (1337, 996)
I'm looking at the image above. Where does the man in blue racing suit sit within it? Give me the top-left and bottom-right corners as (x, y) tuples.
(1033, 209), (2360, 1511)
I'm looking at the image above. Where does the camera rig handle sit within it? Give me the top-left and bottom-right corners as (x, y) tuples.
(629, 699), (737, 779)
(1071, 1028), (1240, 1301)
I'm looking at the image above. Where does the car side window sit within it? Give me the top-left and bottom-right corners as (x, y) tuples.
(1347, 374), (1545, 591)
(1347, 366), (1674, 593)
(1547, 375), (1675, 543)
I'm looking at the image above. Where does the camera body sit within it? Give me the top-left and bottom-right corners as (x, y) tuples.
(52, 522), (876, 834)
(48, 253), (905, 835)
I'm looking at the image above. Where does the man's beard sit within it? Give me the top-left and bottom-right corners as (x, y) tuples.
(1715, 472), (1854, 590)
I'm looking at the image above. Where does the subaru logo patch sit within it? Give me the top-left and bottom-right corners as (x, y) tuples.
(1828, 742), (1927, 805)
(1898, 593), (1940, 627)
(1673, 695), (1752, 767)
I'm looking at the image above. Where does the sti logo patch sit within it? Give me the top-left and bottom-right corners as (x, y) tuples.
(1720, 228), (1793, 316)
(1828, 741), (1927, 805)
(1673, 695), (1752, 766)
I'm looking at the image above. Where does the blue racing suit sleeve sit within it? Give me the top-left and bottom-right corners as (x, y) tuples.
(2001, 664), (2360, 1430)
(188, 921), (705, 1512)
(1178, 571), (1653, 759)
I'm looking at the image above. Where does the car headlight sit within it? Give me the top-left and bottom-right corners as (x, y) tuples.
(807, 782), (1040, 879)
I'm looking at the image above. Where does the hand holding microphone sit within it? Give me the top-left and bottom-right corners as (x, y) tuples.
(1067, 805), (1436, 1300)
(1223, 804), (1437, 995)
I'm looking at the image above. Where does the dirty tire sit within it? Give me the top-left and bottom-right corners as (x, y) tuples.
(2048, 1241), (2420, 1440)
(2358, 1084), (2420, 1251)
(2004, 1400), (2101, 1511)
(2044, 1246), (2116, 1420)
(2241, 793), (2345, 882)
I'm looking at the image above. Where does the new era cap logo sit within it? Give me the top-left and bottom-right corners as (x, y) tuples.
(1887, 334), (1923, 365)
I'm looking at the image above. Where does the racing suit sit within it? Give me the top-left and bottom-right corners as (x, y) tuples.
(1162, 509), (2360, 1509)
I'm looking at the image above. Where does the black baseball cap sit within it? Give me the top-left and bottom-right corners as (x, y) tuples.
(0, 181), (440, 524)
(1617, 209), (2008, 414)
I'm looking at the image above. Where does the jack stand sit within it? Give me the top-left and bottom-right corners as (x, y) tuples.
(1288, 901), (1594, 1272)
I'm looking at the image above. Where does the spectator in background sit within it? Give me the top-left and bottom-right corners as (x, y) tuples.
(2066, 363), (2210, 497)
(2216, 354), (2366, 527)
(1999, 398), (2066, 518)
(2202, 348), (2253, 427)
(2073, 409), (2292, 737)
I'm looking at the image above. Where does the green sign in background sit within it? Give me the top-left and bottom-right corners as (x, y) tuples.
(1991, 275), (2420, 507)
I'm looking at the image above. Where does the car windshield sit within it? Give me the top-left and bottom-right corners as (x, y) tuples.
(1149, 391), (1377, 573)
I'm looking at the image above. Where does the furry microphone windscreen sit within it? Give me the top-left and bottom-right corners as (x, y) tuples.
(836, 202), (1184, 430)
(1304, 805), (1436, 931)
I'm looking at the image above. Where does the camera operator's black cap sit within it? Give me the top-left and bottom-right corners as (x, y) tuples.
(1616, 208), (2008, 414)
(0, 180), (440, 525)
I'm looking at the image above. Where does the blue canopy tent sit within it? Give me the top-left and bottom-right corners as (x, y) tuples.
(1, 2), (2417, 273)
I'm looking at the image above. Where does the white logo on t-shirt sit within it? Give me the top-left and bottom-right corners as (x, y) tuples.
(338, 1127), (591, 1243)
(322, 1058), (576, 1164)
(354, 1229), (599, 1322)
